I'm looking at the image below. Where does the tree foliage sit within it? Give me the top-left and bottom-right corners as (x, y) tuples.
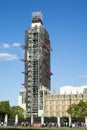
(0, 101), (10, 121)
(0, 101), (10, 114)
(0, 101), (24, 121)
(67, 100), (87, 118)
(10, 106), (24, 119)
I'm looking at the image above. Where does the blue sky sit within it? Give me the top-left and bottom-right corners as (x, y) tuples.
(0, 0), (87, 106)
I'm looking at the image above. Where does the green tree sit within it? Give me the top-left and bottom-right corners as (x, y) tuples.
(10, 106), (24, 119)
(67, 100), (87, 118)
(0, 101), (10, 122)
(78, 100), (87, 117)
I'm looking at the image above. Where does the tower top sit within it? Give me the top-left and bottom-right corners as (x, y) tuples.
(32, 12), (43, 25)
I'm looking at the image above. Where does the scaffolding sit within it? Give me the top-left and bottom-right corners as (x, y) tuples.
(21, 12), (52, 118)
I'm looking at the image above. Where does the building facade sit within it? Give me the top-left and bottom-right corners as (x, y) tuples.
(18, 86), (87, 118)
(45, 87), (87, 126)
(45, 90), (87, 117)
(18, 87), (26, 111)
(21, 12), (52, 118)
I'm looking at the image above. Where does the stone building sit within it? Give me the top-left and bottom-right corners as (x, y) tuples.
(44, 87), (87, 126)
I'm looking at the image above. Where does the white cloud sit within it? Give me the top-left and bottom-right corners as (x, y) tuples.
(13, 43), (21, 47)
(0, 53), (18, 61)
(80, 74), (87, 78)
(2, 43), (10, 49)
